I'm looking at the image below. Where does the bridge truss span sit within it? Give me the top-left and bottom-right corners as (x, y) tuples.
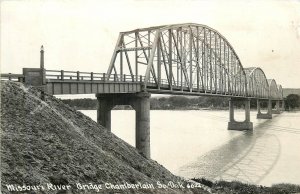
(107, 23), (247, 97)
(244, 67), (269, 99)
(268, 79), (283, 100)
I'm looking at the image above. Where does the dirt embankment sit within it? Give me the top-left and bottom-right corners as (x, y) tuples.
(0, 81), (208, 194)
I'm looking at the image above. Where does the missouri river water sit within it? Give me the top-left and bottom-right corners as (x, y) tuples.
(80, 109), (300, 186)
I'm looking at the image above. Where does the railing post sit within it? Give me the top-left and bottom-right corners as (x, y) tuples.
(40, 46), (46, 85)
(124, 74), (126, 82)
(140, 75), (143, 82)
(8, 73), (11, 80)
(114, 74), (117, 82)
(103, 73), (106, 81)
(91, 72), (93, 81)
(77, 71), (80, 81)
(61, 70), (64, 81)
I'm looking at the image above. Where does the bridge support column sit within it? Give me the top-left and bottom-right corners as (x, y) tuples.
(228, 98), (253, 130)
(272, 100), (281, 114)
(96, 92), (151, 159)
(281, 100), (285, 111)
(96, 97), (114, 131)
(257, 99), (272, 119)
(130, 93), (151, 159)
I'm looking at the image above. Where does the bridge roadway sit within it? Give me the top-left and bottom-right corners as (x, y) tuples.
(1, 23), (285, 159)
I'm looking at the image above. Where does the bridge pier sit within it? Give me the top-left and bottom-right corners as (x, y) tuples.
(281, 100), (285, 111)
(272, 100), (281, 114)
(228, 98), (253, 130)
(96, 97), (114, 130)
(96, 92), (151, 159)
(130, 93), (151, 159)
(257, 99), (272, 119)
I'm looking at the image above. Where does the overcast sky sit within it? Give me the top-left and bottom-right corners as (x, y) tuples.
(1, 0), (300, 88)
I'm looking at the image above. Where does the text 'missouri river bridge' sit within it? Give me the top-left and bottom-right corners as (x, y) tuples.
(1, 23), (284, 159)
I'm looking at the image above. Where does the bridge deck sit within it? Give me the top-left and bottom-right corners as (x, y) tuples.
(45, 80), (268, 100)
(0, 69), (276, 100)
(46, 80), (142, 94)
(44, 70), (272, 99)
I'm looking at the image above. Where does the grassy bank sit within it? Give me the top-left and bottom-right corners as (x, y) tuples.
(193, 178), (300, 194)
(0, 81), (207, 194)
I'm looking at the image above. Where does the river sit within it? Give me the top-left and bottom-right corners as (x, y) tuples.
(80, 109), (300, 186)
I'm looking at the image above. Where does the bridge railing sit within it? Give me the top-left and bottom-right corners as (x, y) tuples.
(2, 70), (223, 90)
(45, 70), (146, 83)
(44, 69), (197, 89)
(46, 70), (103, 81)
(0, 73), (25, 82)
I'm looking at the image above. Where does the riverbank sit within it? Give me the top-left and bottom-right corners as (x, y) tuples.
(60, 96), (233, 111)
(193, 178), (300, 194)
(61, 98), (294, 111)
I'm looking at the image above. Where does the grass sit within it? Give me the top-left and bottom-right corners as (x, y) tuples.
(192, 178), (300, 194)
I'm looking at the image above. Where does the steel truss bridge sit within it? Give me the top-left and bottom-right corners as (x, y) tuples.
(106, 23), (283, 100)
(1, 23), (284, 158)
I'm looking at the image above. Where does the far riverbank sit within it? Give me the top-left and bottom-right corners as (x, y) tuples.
(62, 96), (288, 111)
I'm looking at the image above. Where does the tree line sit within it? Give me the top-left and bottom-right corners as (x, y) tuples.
(61, 95), (298, 110)
(285, 94), (300, 110)
(61, 94), (300, 110)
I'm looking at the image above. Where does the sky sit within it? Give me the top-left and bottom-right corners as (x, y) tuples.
(1, 0), (300, 89)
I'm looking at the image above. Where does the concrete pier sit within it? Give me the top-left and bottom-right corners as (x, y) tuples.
(257, 99), (272, 119)
(281, 100), (285, 111)
(96, 93), (151, 158)
(96, 97), (113, 130)
(228, 98), (253, 130)
(131, 93), (151, 159)
(272, 100), (281, 114)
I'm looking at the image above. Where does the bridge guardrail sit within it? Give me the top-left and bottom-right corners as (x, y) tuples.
(46, 70), (188, 87)
(45, 70), (147, 83)
(1, 73), (25, 82)
(0, 69), (188, 88)
(45, 69), (193, 88)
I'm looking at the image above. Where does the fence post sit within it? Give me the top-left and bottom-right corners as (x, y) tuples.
(61, 70), (64, 81)
(77, 71), (80, 81)
(91, 72), (93, 81)
(8, 73), (11, 80)
(103, 73), (106, 81)
(140, 75), (143, 82)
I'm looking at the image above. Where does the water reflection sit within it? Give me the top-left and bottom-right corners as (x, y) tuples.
(177, 116), (282, 185)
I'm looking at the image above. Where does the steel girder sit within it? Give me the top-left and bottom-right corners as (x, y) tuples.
(106, 23), (283, 99)
(106, 23), (247, 96)
(244, 67), (269, 98)
(277, 84), (283, 100)
(268, 79), (282, 100)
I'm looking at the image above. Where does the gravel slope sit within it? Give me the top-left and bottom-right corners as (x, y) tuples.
(0, 81), (208, 194)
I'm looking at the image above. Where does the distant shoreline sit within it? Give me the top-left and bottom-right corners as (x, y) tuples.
(61, 96), (299, 111)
